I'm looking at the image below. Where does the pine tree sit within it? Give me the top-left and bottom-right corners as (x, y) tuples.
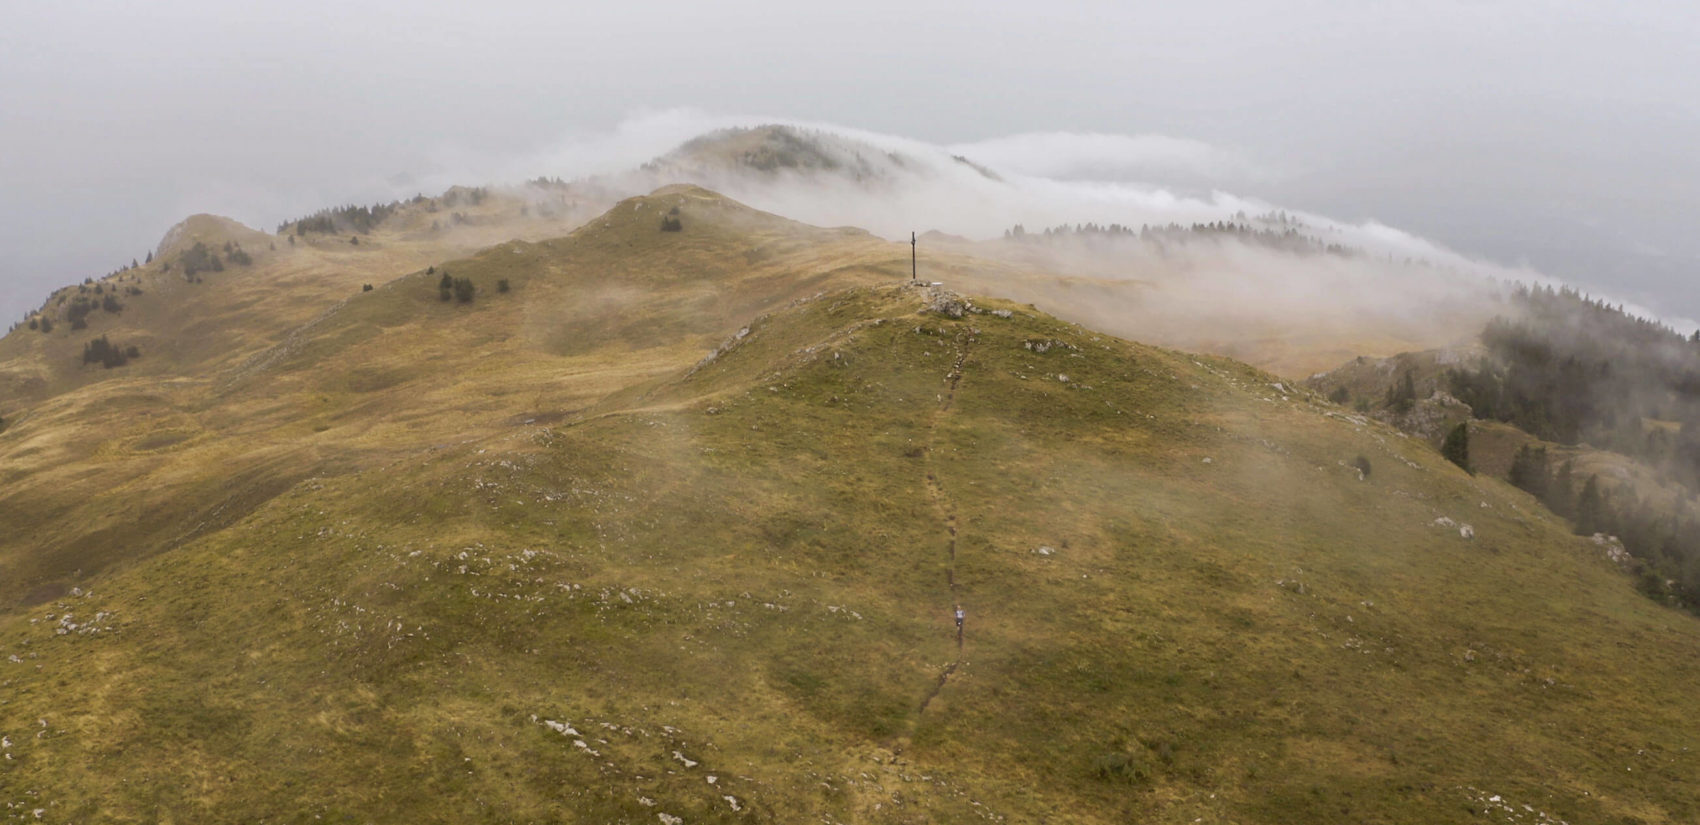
(1546, 459), (1574, 517)
(1386, 370), (1418, 414)
(1442, 423), (1471, 473)
(1509, 444), (1550, 502)
(1574, 475), (1605, 536)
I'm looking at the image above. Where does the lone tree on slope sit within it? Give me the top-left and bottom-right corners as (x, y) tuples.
(1442, 422), (1471, 474)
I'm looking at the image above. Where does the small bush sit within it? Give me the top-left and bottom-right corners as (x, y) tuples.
(66, 297), (94, 328)
(660, 215), (683, 232)
(362, 284), (373, 292)
(1092, 751), (1148, 783)
(1328, 385), (1350, 405)
(81, 335), (132, 368)
(1353, 455), (1372, 479)
(38, 316), (53, 333)
(453, 277), (475, 303)
(180, 242), (224, 277)
(496, 279), (510, 293)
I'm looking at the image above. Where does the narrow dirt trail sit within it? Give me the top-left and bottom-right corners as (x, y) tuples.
(911, 327), (975, 723)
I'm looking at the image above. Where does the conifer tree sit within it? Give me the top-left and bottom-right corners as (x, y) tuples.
(1551, 459), (1575, 517)
(1575, 475), (1605, 536)
(1442, 422), (1471, 473)
(1509, 444), (1550, 501)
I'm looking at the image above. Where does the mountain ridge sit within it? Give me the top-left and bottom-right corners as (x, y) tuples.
(2, 189), (1699, 822)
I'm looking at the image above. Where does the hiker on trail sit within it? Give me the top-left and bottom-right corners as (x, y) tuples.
(954, 605), (964, 630)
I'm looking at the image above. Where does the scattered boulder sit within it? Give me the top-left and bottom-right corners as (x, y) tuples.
(922, 287), (967, 318)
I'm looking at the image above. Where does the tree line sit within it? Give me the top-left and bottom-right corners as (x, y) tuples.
(1505, 443), (1700, 609)
(1447, 285), (1700, 488)
(1448, 285), (1700, 612)
(1002, 220), (1355, 257)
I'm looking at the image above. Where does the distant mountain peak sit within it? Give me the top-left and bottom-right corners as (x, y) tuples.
(154, 213), (268, 261)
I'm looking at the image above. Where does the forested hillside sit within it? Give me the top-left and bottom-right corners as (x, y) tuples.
(1445, 286), (1700, 604)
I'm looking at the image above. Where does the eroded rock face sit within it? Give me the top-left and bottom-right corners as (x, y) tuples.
(1392, 390), (1474, 446)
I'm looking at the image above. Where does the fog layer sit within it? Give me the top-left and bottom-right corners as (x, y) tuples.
(3, 2), (1696, 331)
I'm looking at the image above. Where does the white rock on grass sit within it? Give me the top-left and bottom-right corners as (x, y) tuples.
(658, 814), (682, 825)
(1459, 524), (1475, 540)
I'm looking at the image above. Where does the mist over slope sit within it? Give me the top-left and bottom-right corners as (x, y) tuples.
(4, 184), (1700, 822)
(571, 123), (1524, 374)
(4, 221), (1700, 821)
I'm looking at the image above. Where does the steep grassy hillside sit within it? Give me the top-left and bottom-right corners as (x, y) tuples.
(3, 258), (1698, 824)
(0, 188), (911, 610)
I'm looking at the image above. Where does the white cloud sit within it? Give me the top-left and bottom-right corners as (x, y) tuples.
(947, 132), (1262, 185)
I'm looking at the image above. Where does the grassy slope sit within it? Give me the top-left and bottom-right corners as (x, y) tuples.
(1, 257), (1698, 823)
(0, 188), (906, 608)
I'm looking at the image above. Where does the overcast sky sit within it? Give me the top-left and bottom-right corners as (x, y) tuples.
(3, 1), (1697, 327)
